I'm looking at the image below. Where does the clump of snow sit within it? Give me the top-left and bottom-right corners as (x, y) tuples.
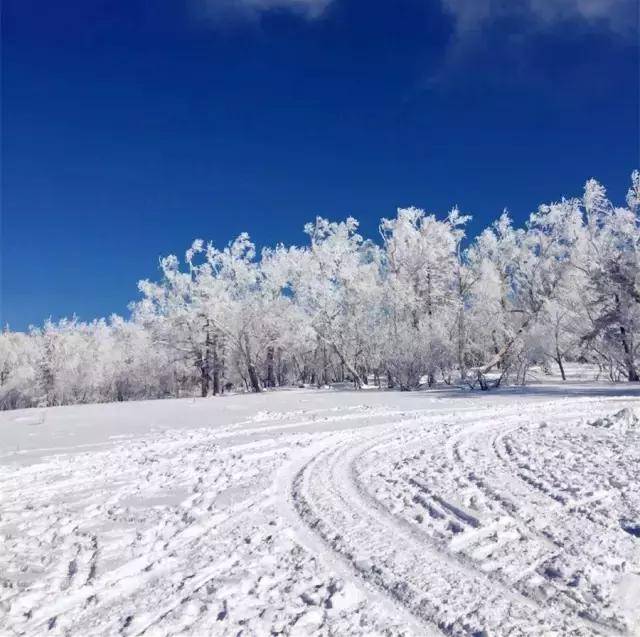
(588, 407), (640, 432)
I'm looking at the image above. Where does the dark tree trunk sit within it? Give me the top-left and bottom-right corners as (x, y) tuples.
(200, 363), (210, 397)
(248, 363), (261, 392)
(556, 348), (566, 381)
(322, 343), (329, 385)
(266, 346), (275, 388)
(212, 335), (221, 395)
(620, 325), (639, 381)
(201, 323), (213, 397)
(276, 347), (285, 386)
(242, 334), (262, 392)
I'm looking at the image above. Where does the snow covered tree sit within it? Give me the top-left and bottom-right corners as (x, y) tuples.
(1, 171), (638, 409)
(0, 329), (39, 409)
(291, 217), (381, 389)
(576, 177), (640, 381)
(379, 207), (469, 388)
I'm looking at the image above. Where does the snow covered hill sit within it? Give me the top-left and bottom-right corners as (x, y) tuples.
(2, 383), (640, 636)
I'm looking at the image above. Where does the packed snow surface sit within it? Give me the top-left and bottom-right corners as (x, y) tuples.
(2, 381), (640, 636)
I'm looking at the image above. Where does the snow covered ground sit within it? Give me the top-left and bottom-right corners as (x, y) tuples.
(2, 375), (640, 636)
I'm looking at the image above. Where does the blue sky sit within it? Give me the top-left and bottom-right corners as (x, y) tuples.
(2, 0), (639, 329)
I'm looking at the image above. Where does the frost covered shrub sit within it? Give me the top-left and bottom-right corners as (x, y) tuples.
(383, 328), (428, 390)
(0, 331), (39, 409)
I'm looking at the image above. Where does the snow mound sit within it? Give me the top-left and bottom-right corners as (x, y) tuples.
(588, 407), (640, 432)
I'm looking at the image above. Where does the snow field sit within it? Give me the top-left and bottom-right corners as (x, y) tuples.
(1, 388), (639, 636)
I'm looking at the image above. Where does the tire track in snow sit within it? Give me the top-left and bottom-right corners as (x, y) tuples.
(289, 417), (548, 635)
(2, 396), (639, 636)
(288, 399), (638, 635)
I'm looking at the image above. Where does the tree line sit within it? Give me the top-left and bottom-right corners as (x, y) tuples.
(1, 173), (638, 409)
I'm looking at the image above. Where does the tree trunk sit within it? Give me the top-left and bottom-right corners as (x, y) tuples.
(456, 259), (467, 380)
(276, 347), (285, 386)
(247, 363), (261, 392)
(476, 369), (488, 391)
(481, 315), (533, 375)
(212, 335), (221, 395)
(490, 330), (501, 370)
(266, 346), (275, 388)
(200, 321), (212, 397)
(200, 364), (209, 397)
(457, 308), (466, 380)
(555, 348), (566, 381)
(620, 325), (639, 381)
(331, 342), (365, 389)
(243, 334), (262, 392)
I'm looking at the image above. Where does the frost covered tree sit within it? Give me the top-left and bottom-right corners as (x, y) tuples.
(465, 211), (522, 385)
(2, 171), (638, 409)
(379, 207), (469, 389)
(290, 217), (381, 389)
(575, 176), (640, 381)
(0, 329), (39, 409)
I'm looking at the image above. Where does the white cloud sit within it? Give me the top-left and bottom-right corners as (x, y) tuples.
(196, 0), (333, 22)
(194, 0), (637, 35)
(441, 0), (637, 36)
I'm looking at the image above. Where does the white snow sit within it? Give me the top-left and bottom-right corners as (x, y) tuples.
(1, 380), (640, 636)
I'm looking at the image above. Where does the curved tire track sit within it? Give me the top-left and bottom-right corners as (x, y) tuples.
(287, 400), (639, 636)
